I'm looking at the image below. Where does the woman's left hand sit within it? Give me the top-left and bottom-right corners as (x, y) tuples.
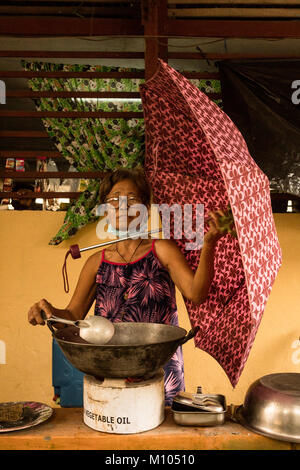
(204, 209), (230, 247)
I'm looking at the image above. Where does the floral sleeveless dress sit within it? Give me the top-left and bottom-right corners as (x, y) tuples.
(94, 239), (185, 406)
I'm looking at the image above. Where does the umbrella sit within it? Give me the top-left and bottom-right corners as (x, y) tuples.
(139, 60), (282, 387)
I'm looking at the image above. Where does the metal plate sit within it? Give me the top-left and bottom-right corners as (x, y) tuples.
(0, 402), (53, 433)
(235, 405), (300, 444)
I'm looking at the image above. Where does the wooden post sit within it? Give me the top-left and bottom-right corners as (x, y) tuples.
(142, 0), (168, 80)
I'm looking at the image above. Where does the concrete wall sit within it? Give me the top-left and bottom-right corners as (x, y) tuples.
(0, 211), (299, 407)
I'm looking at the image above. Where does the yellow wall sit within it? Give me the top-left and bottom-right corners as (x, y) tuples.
(0, 211), (299, 407)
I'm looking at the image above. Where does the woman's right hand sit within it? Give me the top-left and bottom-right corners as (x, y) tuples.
(28, 299), (55, 326)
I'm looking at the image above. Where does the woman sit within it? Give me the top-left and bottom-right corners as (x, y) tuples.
(28, 168), (228, 405)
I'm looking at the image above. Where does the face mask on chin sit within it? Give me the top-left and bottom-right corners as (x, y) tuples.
(106, 220), (148, 238)
(107, 223), (129, 238)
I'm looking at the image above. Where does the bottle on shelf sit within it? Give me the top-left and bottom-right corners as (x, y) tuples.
(35, 157), (48, 210)
(2, 158), (15, 205)
(58, 163), (79, 194)
(46, 158), (60, 211)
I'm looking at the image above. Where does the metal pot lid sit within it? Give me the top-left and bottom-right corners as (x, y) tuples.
(235, 405), (300, 444)
(173, 391), (225, 413)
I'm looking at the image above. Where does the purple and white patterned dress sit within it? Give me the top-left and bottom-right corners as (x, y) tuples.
(94, 239), (185, 405)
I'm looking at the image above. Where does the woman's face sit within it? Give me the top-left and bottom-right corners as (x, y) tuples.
(105, 179), (148, 232)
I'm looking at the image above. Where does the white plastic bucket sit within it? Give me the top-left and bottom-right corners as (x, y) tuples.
(83, 370), (165, 434)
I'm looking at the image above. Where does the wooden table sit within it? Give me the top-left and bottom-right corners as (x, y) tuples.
(0, 408), (298, 450)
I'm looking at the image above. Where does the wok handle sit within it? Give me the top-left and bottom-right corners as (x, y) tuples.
(41, 310), (56, 335)
(178, 326), (200, 346)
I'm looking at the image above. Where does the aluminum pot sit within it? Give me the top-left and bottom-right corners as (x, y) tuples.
(236, 373), (300, 443)
(51, 322), (199, 380)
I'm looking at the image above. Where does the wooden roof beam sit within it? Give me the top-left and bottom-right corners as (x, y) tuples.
(1, 15), (300, 38)
(167, 19), (300, 38)
(0, 16), (143, 36)
(142, 0), (168, 80)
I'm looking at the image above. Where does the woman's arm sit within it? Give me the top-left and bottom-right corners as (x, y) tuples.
(28, 251), (101, 325)
(154, 210), (227, 305)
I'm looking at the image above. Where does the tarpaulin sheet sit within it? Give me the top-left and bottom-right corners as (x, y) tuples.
(218, 59), (300, 197)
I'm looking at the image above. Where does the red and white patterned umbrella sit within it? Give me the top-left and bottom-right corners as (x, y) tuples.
(140, 60), (282, 387)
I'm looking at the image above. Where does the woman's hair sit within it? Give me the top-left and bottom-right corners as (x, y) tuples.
(99, 167), (152, 207)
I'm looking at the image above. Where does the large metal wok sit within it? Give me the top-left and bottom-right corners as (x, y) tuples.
(50, 322), (199, 379)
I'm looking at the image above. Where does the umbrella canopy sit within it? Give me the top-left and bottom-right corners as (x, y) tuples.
(139, 60), (282, 387)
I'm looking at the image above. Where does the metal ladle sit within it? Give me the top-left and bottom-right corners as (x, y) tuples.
(41, 311), (115, 345)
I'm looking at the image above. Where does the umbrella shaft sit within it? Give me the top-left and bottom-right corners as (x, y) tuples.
(79, 229), (162, 253)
